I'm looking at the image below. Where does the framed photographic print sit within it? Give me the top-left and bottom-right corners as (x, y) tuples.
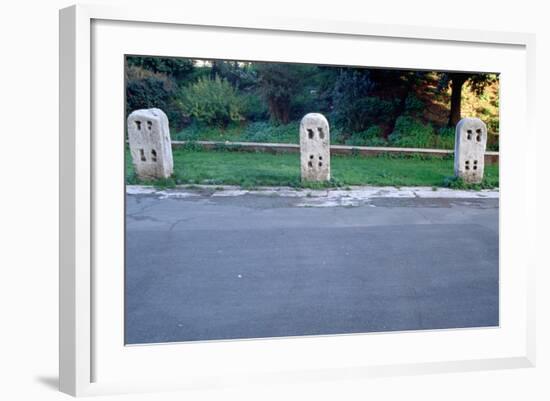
(59, 3), (536, 396)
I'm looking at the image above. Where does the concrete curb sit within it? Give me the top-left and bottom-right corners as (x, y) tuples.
(126, 184), (500, 200)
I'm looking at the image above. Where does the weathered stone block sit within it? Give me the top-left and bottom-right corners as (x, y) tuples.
(300, 113), (330, 182)
(454, 117), (487, 184)
(127, 108), (173, 180)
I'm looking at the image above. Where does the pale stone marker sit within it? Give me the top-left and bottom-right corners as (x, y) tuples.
(127, 108), (173, 180)
(300, 113), (330, 182)
(454, 117), (487, 184)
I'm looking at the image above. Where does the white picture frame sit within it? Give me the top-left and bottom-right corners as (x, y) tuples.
(59, 3), (536, 397)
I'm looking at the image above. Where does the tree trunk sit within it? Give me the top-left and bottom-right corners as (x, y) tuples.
(280, 97), (291, 124)
(386, 86), (412, 138)
(448, 73), (467, 127)
(268, 96), (291, 124)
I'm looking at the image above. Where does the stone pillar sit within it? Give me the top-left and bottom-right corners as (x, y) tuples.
(454, 117), (487, 184)
(300, 113), (330, 182)
(127, 108), (173, 180)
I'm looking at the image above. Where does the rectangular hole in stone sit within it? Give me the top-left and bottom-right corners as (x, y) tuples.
(308, 161), (313, 168)
(307, 129), (314, 139)
(147, 121), (153, 130)
(135, 121), (141, 131)
(151, 149), (157, 162)
(318, 127), (324, 139)
(139, 149), (146, 162)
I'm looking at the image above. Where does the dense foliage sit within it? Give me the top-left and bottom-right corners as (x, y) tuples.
(176, 76), (245, 128)
(127, 56), (194, 82)
(438, 72), (498, 126)
(125, 56), (500, 150)
(125, 65), (183, 128)
(255, 63), (311, 124)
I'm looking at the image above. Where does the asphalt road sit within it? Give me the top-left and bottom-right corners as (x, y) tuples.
(125, 188), (499, 344)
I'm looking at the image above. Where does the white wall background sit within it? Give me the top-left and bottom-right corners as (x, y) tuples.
(0, 1), (548, 400)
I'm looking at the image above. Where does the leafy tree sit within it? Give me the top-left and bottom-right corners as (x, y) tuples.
(255, 63), (309, 124)
(125, 65), (183, 128)
(126, 56), (194, 82)
(333, 68), (398, 133)
(439, 73), (497, 126)
(177, 76), (244, 128)
(209, 60), (258, 90)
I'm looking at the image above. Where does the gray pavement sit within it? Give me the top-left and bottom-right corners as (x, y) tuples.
(125, 186), (499, 344)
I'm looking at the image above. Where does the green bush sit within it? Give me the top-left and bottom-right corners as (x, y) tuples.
(172, 121), (202, 141)
(242, 91), (269, 121)
(173, 121), (246, 142)
(289, 88), (324, 120)
(437, 127), (455, 137)
(388, 117), (458, 150)
(389, 116), (434, 148)
(255, 63), (311, 124)
(404, 94), (424, 116)
(242, 121), (299, 143)
(330, 126), (346, 145)
(343, 97), (397, 133)
(333, 69), (398, 133)
(345, 126), (388, 147)
(177, 76), (245, 128)
(125, 66), (183, 129)
(433, 127), (456, 150)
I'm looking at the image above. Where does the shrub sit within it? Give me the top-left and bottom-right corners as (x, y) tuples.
(437, 126), (455, 137)
(255, 63), (311, 124)
(345, 125), (388, 147)
(290, 88), (324, 120)
(330, 126), (346, 145)
(125, 66), (183, 129)
(433, 127), (456, 150)
(388, 117), (459, 150)
(242, 121), (299, 143)
(388, 116), (436, 148)
(177, 76), (245, 128)
(333, 69), (398, 132)
(404, 94), (424, 116)
(172, 121), (202, 141)
(242, 91), (269, 121)
(343, 97), (397, 133)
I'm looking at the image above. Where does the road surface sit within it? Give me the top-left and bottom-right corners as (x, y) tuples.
(125, 186), (499, 344)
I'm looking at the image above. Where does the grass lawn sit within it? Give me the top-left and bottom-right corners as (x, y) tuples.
(126, 148), (499, 189)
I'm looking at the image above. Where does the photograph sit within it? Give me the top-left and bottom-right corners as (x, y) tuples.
(2, 0), (544, 398)
(124, 55), (500, 345)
